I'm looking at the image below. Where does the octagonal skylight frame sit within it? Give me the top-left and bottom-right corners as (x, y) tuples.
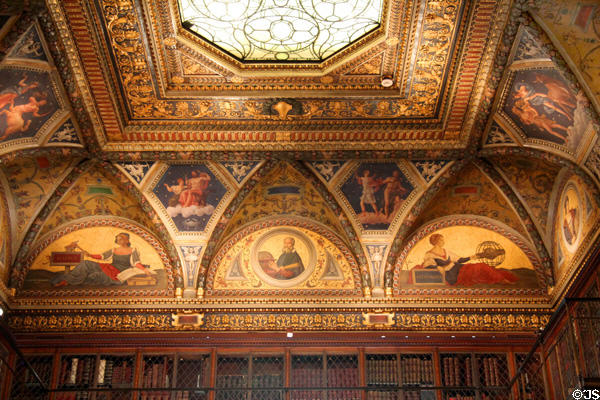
(177, 0), (385, 62)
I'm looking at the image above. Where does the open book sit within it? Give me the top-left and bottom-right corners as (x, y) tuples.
(116, 267), (157, 283)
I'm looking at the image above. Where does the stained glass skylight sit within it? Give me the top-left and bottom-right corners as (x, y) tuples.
(178, 0), (384, 62)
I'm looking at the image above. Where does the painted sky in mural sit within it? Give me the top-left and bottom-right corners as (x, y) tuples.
(153, 164), (226, 232)
(341, 163), (413, 230)
(398, 225), (538, 289)
(23, 226), (166, 291)
(0, 68), (58, 143)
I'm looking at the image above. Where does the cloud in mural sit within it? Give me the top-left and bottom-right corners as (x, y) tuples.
(167, 203), (215, 218)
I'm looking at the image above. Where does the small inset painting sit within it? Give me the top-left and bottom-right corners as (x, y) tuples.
(340, 163), (414, 230)
(503, 68), (589, 148)
(0, 68), (59, 143)
(23, 227), (167, 291)
(559, 183), (581, 253)
(153, 164), (227, 232)
(398, 225), (539, 289)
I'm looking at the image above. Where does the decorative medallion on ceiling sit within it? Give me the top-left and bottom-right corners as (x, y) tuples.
(178, 0), (384, 62)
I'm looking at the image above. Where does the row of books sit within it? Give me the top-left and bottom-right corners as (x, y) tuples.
(477, 356), (505, 387)
(401, 357), (434, 385)
(441, 356), (473, 387)
(98, 358), (133, 386)
(366, 357), (398, 385)
(142, 359), (172, 388)
(59, 356), (96, 387)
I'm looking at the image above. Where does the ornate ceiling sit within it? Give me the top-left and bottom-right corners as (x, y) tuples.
(0, 0), (599, 333)
(44, 0), (509, 152)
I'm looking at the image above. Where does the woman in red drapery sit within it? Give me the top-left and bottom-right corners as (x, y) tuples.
(414, 233), (518, 286)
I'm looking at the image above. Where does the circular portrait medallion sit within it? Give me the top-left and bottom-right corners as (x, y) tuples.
(250, 227), (316, 287)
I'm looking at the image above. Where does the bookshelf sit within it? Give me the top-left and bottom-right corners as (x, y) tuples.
(251, 356), (284, 400)
(291, 354), (323, 400)
(56, 355), (97, 400)
(9, 354), (53, 400)
(475, 353), (509, 400)
(139, 355), (174, 400)
(366, 354), (398, 400)
(216, 355), (249, 400)
(515, 353), (545, 400)
(96, 355), (135, 400)
(401, 353), (435, 400)
(174, 354), (211, 400)
(440, 353), (475, 400)
(326, 354), (360, 400)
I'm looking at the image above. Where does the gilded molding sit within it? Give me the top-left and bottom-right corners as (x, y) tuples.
(7, 310), (551, 332)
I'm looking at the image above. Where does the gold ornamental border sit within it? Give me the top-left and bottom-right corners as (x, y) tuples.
(8, 309), (551, 332)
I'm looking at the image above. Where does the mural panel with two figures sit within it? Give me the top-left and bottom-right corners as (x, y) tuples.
(340, 163), (415, 231)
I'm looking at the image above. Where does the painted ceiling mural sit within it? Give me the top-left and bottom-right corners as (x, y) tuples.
(553, 172), (600, 282)
(529, 0), (600, 110)
(393, 218), (544, 297)
(207, 223), (362, 297)
(21, 224), (173, 297)
(490, 23), (598, 161)
(0, 22), (82, 155)
(410, 162), (529, 240)
(37, 165), (156, 239)
(0, 155), (78, 247)
(490, 155), (562, 241)
(0, 1), (599, 332)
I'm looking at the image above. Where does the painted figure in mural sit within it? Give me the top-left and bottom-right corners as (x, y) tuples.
(511, 84), (569, 142)
(0, 74), (39, 110)
(51, 232), (152, 287)
(533, 73), (576, 118)
(179, 170), (211, 207)
(164, 178), (185, 206)
(419, 233), (517, 286)
(381, 170), (408, 218)
(356, 169), (380, 214)
(260, 237), (305, 280)
(0, 95), (50, 141)
(562, 196), (579, 245)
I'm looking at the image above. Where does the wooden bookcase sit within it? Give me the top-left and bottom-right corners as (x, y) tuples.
(4, 344), (546, 400)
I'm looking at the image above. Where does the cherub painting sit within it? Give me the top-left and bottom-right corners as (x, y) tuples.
(341, 163), (413, 230)
(0, 69), (58, 143)
(503, 68), (590, 149)
(153, 164), (226, 232)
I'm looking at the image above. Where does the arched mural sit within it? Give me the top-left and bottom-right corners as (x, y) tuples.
(21, 223), (173, 296)
(207, 221), (363, 297)
(393, 218), (544, 296)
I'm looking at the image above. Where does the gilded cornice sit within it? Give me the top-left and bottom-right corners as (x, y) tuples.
(7, 309), (551, 332)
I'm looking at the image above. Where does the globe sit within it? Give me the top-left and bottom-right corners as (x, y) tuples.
(476, 241), (505, 267)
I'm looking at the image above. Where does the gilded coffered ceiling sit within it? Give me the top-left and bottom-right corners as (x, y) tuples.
(47, 0), (507, 151)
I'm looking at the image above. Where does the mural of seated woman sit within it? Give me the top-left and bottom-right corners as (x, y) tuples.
(51, 232), (153, 287)
(418, 233), (518, 286)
